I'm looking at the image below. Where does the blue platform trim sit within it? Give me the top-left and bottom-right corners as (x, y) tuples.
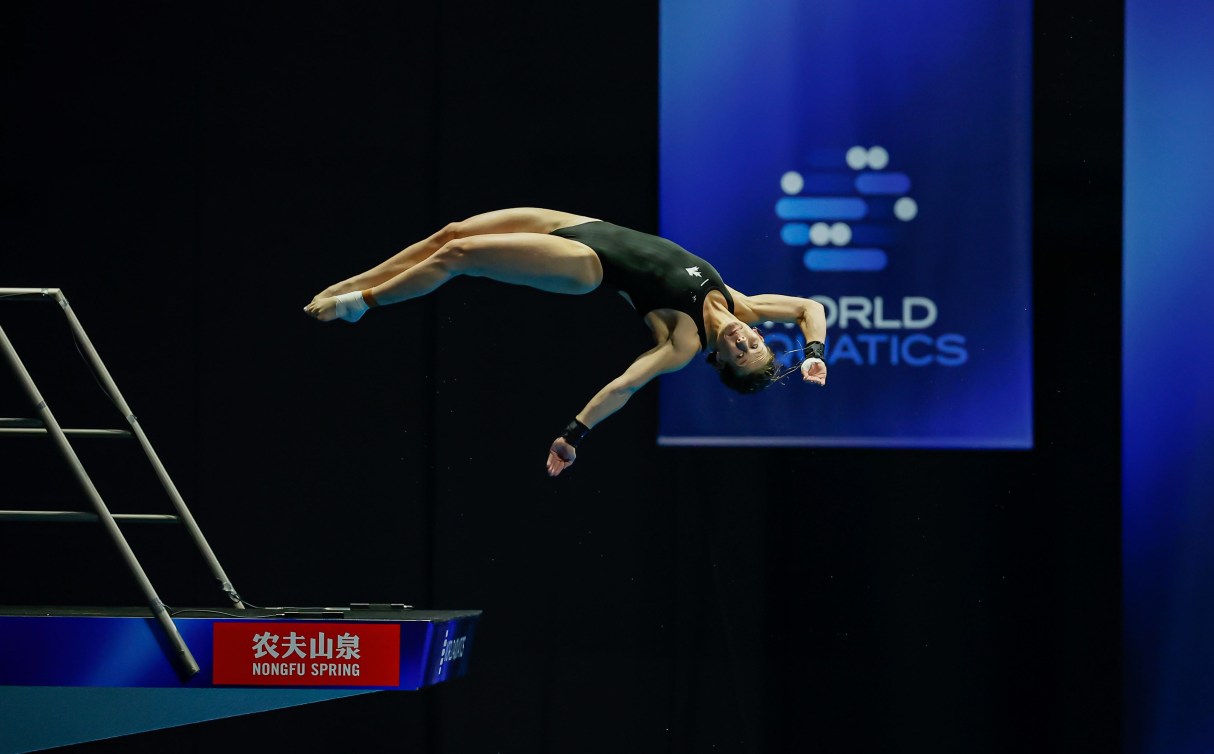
(0, 613), (479, 690)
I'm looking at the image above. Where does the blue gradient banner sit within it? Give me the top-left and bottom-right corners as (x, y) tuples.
(659, 0), (1032, 447)
(1124, 1), (1214, 751)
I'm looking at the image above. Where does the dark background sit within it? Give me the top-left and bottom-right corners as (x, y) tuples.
(0, 1), (1121, 752)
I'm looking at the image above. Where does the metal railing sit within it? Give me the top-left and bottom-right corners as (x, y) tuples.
(0, 287), (246, 679)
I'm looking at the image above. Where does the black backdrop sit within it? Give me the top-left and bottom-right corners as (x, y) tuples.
(1, 1), (1121, 752)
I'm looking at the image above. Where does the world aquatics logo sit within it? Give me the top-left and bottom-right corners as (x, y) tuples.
(776, 144), (917, 274)
(766, 145), (967, 370)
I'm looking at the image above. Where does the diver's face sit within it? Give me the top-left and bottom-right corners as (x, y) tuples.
(717, 322), (768, 374)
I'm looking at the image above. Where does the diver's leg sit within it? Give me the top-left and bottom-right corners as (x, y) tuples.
(304, 232), (603, 322)
(312, 208), (598, 301)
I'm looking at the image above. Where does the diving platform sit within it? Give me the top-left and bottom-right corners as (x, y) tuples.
(0, 605), (480, 752)
(0, 290), (483, 752)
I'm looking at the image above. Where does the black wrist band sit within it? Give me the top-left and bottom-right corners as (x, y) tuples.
(803, 341), (825, 361)
(561, 419), (590, 448)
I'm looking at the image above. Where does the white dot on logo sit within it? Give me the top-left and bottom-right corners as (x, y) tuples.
(829, 222), (852, 246)
(780, 171), (804, 195)
(809, 222), (831, 246)
(894, 197), (918, 221)
(866, 146), (889, 170)
(845, 146), (868, 170)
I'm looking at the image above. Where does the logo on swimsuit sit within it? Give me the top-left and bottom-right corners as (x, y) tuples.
(685, 266), (702, 278)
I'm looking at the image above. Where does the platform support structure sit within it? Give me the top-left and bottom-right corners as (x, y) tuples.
(0, 287), (246, 679)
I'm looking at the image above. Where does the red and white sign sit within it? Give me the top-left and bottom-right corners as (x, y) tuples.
(213, 622), (400, 687)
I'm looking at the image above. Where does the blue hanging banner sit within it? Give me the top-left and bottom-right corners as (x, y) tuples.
(659, 0), (1033, 448)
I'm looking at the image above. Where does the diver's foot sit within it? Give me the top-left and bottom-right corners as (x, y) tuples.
(304, 291), (370, 323)
(310, 284), (349, 305)
(303, 297), (339, 322)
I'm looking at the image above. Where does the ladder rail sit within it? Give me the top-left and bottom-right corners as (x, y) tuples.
(0, 288), (244, 608)
(0, 322), (199, 679)
(49, 289), (245, 609)
(0, 511), (181, 523)
(0, 425), (132, 438)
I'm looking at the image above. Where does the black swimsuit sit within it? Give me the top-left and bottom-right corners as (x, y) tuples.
(550, 221), (734, 349)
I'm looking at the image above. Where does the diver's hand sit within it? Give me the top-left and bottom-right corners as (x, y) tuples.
(801, 358), (827, 386)
(547, 437), (577, 477)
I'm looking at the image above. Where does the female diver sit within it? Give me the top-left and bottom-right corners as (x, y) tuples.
(304, 207), (828, 476)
